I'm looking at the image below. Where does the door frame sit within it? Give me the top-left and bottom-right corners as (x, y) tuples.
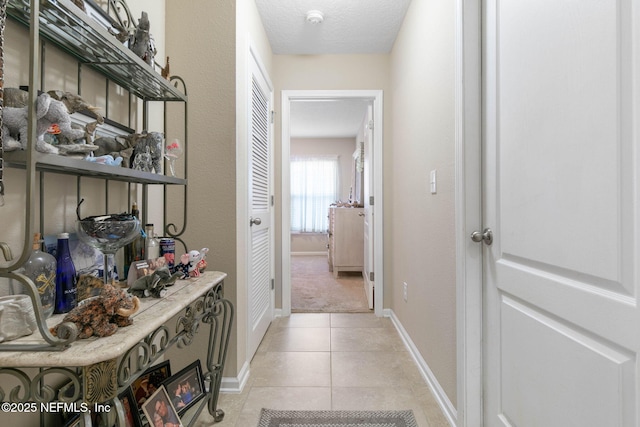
(455, 0), (483, 426)
(281, 90), (384, 317)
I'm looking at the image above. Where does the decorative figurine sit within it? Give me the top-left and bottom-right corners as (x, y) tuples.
(129, 11), (157, 66)
(164, 139), (183, 177)
(128, 266), (182, 298)
(173, 248), (209, 279)
(131, 131), (163, 173)
(50, 284), (140, 339)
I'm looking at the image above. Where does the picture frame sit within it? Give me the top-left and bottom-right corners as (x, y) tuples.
(62, 413), (80, 427)
(141, 386), (183, 427)
(161, 360), (206, 416)
(118, 387), (142, 427)
(130, 360), (171, 409)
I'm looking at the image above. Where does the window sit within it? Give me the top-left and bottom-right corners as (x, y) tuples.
(290, 156), (339, 233)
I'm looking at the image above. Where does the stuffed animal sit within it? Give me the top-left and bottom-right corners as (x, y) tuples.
(47, 90), (104, 125)
(93, 133), (140, 168)
(50, 284), (140, 339)
(85, 154), (124, 166)
(129, 266), (182, 298)
(3, 93), (85, 154)
(5, 88), (104, 125)
(173, 248), (209, 279)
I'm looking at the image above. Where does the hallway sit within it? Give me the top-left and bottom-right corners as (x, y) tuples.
(197, 313), (450, 426)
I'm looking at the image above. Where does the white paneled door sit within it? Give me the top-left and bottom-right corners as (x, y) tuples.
(482, 1), (639, 426)
(247, 49), (274, 361)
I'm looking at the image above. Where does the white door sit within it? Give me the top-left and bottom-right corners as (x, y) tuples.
(247, 50), (273, 360)
(362, 104), (374, 309)
(483, 1), (639, 426)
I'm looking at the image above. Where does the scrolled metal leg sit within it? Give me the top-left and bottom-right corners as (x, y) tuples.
(202, 295), (233, 423)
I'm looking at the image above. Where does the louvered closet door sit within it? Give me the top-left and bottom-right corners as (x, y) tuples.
(247, 51), (273, 361)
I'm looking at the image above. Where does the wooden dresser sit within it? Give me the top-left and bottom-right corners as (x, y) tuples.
(328, 207), (365, 278)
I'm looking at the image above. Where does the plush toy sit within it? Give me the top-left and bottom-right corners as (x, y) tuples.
(129, 266), (182, 298)
(50, 284), (140, 339)
(4, 88), (104, 125)
(3, 93), (85, 154)
(85, 154), (124, 166)
(93, 134), (140, 168)
(173, 248), (209, 279)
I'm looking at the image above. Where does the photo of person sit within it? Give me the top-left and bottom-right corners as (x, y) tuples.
(161, 360), (205, 416)
(131, 361), (171, 408)
(118, 387), (142, 427)
(141, 386), (183, 427)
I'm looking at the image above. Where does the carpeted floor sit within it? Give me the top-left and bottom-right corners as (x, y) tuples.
(291, 255), (370, 313)
(258, 409), (418, 426)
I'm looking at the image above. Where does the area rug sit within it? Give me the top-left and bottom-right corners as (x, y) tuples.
(257, 409), (418, 426)
(291, 255), (370, 313)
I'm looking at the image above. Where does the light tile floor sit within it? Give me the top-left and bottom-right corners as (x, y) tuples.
(195, 313), (450, 427)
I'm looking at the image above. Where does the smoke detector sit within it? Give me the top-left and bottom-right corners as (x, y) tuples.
(306, 10), (324, 25)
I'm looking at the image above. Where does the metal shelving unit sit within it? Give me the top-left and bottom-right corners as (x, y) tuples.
(7, 0), (186, 102)
(0, 2), (233, 426)
(0, 0), (189, 350)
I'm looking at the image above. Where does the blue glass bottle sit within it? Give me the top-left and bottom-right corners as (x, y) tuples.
(54, 233), (77, 314)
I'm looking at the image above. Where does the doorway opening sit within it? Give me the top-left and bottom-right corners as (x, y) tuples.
(281, 90), (384, 317)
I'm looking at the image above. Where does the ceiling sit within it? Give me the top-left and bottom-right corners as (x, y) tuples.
(255, 0), (412, 55)
(290, 99), (371, 139)
(255, 0), (411, 139)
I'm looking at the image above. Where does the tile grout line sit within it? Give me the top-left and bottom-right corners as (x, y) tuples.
(329, 313), (334, 410)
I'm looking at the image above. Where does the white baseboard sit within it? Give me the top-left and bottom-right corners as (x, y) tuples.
(219, 360), (250, 393)
(387, 309), (457, 426)
(291, 251), (327, 256)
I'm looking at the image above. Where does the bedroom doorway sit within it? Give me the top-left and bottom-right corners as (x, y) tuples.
(281, 90), (384, 317)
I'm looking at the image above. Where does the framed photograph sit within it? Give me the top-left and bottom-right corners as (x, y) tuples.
(62, 413), (80, 427)
(118, 387), (142, 427)
(130, 360), (171, 409)
(161, 360), (206, 416)
(141, 386), (183, 427)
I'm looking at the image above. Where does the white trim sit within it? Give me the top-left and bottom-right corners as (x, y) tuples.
(388, 310), (457, 426)
(291, 251), (327, 256)
(220, 361), (250, 393)
(281, 90), (385, 317)
(455, 0), (483, 426)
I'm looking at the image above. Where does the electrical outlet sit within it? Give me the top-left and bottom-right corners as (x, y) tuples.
(403, 282), (408, 302)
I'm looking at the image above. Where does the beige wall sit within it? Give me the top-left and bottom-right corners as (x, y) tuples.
(165, 0), (239, 376)
(389, 0), (457, 404)
(166, 0), (273, 380)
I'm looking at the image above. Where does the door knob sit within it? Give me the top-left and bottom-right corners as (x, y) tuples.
(250, 217), (262, 226)
(471, 228), (493, 245)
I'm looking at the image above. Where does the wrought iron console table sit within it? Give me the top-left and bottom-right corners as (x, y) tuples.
(0, 271), (233, 426)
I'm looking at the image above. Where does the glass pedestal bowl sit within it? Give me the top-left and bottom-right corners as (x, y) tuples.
(76, 218), (141, 284)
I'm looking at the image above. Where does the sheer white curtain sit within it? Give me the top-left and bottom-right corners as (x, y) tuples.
(290, 155), (339, 233)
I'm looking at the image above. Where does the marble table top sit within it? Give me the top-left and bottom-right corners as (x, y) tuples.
(0, 271), (227, 367)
